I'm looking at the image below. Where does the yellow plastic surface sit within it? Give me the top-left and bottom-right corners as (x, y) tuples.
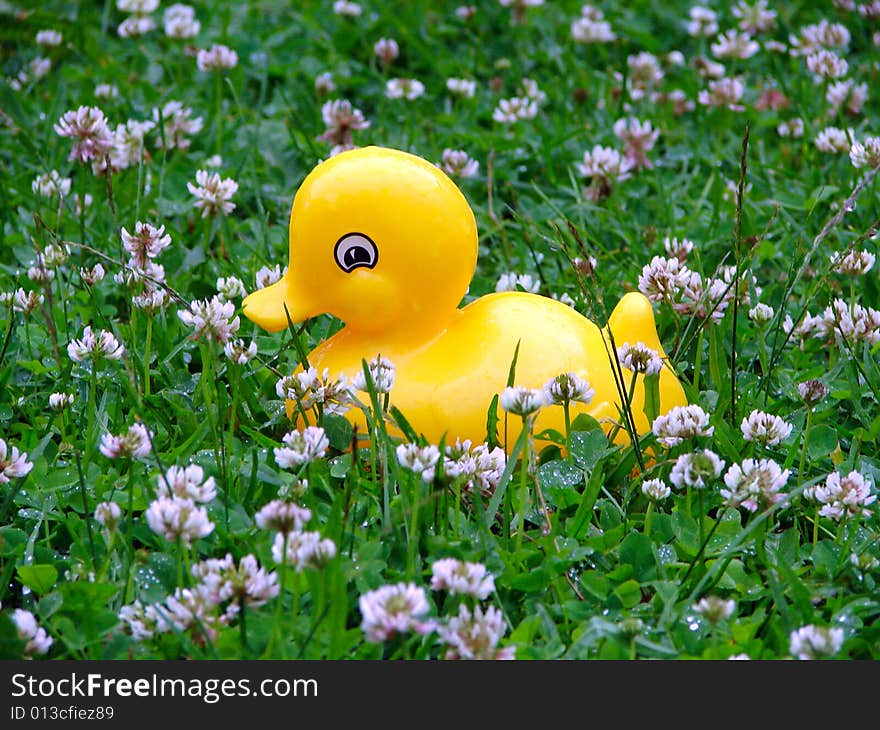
(243, 146), (688, 450)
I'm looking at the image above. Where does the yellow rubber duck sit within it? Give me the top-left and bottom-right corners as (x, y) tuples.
(243, 146), (687, 449)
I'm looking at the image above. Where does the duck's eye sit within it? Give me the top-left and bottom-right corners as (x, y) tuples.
(334, 233), (378, 273)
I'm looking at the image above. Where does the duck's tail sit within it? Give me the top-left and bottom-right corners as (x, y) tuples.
(606, 292), (669, 357)
(603, 292), (689, 435)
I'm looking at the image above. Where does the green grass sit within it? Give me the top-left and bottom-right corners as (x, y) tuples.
(0, 0), (878, 660)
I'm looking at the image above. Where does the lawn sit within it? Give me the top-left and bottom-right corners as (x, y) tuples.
(0, 0), (878, 660)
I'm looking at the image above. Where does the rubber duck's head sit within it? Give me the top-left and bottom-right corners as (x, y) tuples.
(243, 146), (478, 335)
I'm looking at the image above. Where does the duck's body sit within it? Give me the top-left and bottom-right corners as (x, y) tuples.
(243, 146), (687, 449)
(302, 290), (683, 447)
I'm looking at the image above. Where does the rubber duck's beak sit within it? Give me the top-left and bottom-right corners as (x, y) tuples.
(242, 277), (315, 333)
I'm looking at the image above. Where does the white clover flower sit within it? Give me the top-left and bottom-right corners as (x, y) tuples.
(815, 470), (875, 521)
(687, 7), (718, 37)
(318, 99), (370, 148)
(54, 106), (114, 164)
(99, 422), (152, 460)
(826, 80), (868, 115)
(494, 272), (540, 293)
(500, 386), (545, 417)
(663, 237), (694, 263)
(721, 458), (790, 512)
(67, 325), (126, 362)
(790, 625), (844, 659)
(27, 57), (50, 82)
(438, 604), (514, 660)
(385, 78), (425, 100)
(446, 78), (476, 97)
(798, 379), (829, 407)
(121, 221), (170, 268)
(748, 302), (775, 324)
(814, 126), (852, 153)
(0, 438), (34, 484)
(79, 264), (105, 286)
(12, 609), (53, 657)
(455, 5), (477, 20)
(255, 500), (312, 535)
(11, 289), (44, 315)
(831, 249), (875, 276)
(626, 51), (663, 100)
(669, 450), (725, 490)
(849, 136), (880, 169)
(255, 264), (284, 289)
(543, 372), (595, 406)
(352, 355), (396, 394)
(192, 554), (279, 614)
(118, 600), (161, 641)
(693, 596), (736, 623)
(118, 0), (159, 12)
(613, 117), (659, 170)
(492, 96), (538, 123)
(811, 299), (880, 346)
(777, 118), (804, 138)
(36, 29), (63, 47)
(223, 339), (258, 365)
(396, 443), (441, 482)
(806, 49), (848, 79)
(152, 101), (203, 150)
(692, 55), (726, 79)
(187, 169), (238, 217)
(164, 4), (200, 38)
(711, 29), (759, 59)
(552, 292), (577, 308)
(571, 8), (616, 44)
(652, 404), (714, 447)
(28, 261), (55, 283)
(698, 76), (745, 111)
(196, 44), (238, 72)
(358, 582), (432, 643)
(789, 20), (850, 57)
(49, 392), (74, 411)
(314, 72), (335, 95)
(132, 288), (169, 313)
(638, 255), (691, 303)
(732, 0), (776, 33)
(156, 464), (216, 503)
(617, 342), (664, 375)
(94, 501), (122, 531)
(94, 83), (119, 100)
(145, 496), (215, 547)
(577, 145), (633, 183)
(153, 585), (225, 639)
(374, 38), (399, 64)
(120, 258), (165, 289)
(271, 530), (336, 570)
(740, 410), (793, 446)
(440, 149), (479, 178)
(178, 295), (240, 343)
(333, 0), (362, 16)
(118, 15), (157, 38)
(32, 170), (71, 198)
(274, 426), (330, 469)
(443, 440), (507, 497)
(216, 275), (247, 301)
(430, 558), (495, 599)
(93, 119), (155, 174)
(642, 477), (671, 501)
(276, 367), (354, 415)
